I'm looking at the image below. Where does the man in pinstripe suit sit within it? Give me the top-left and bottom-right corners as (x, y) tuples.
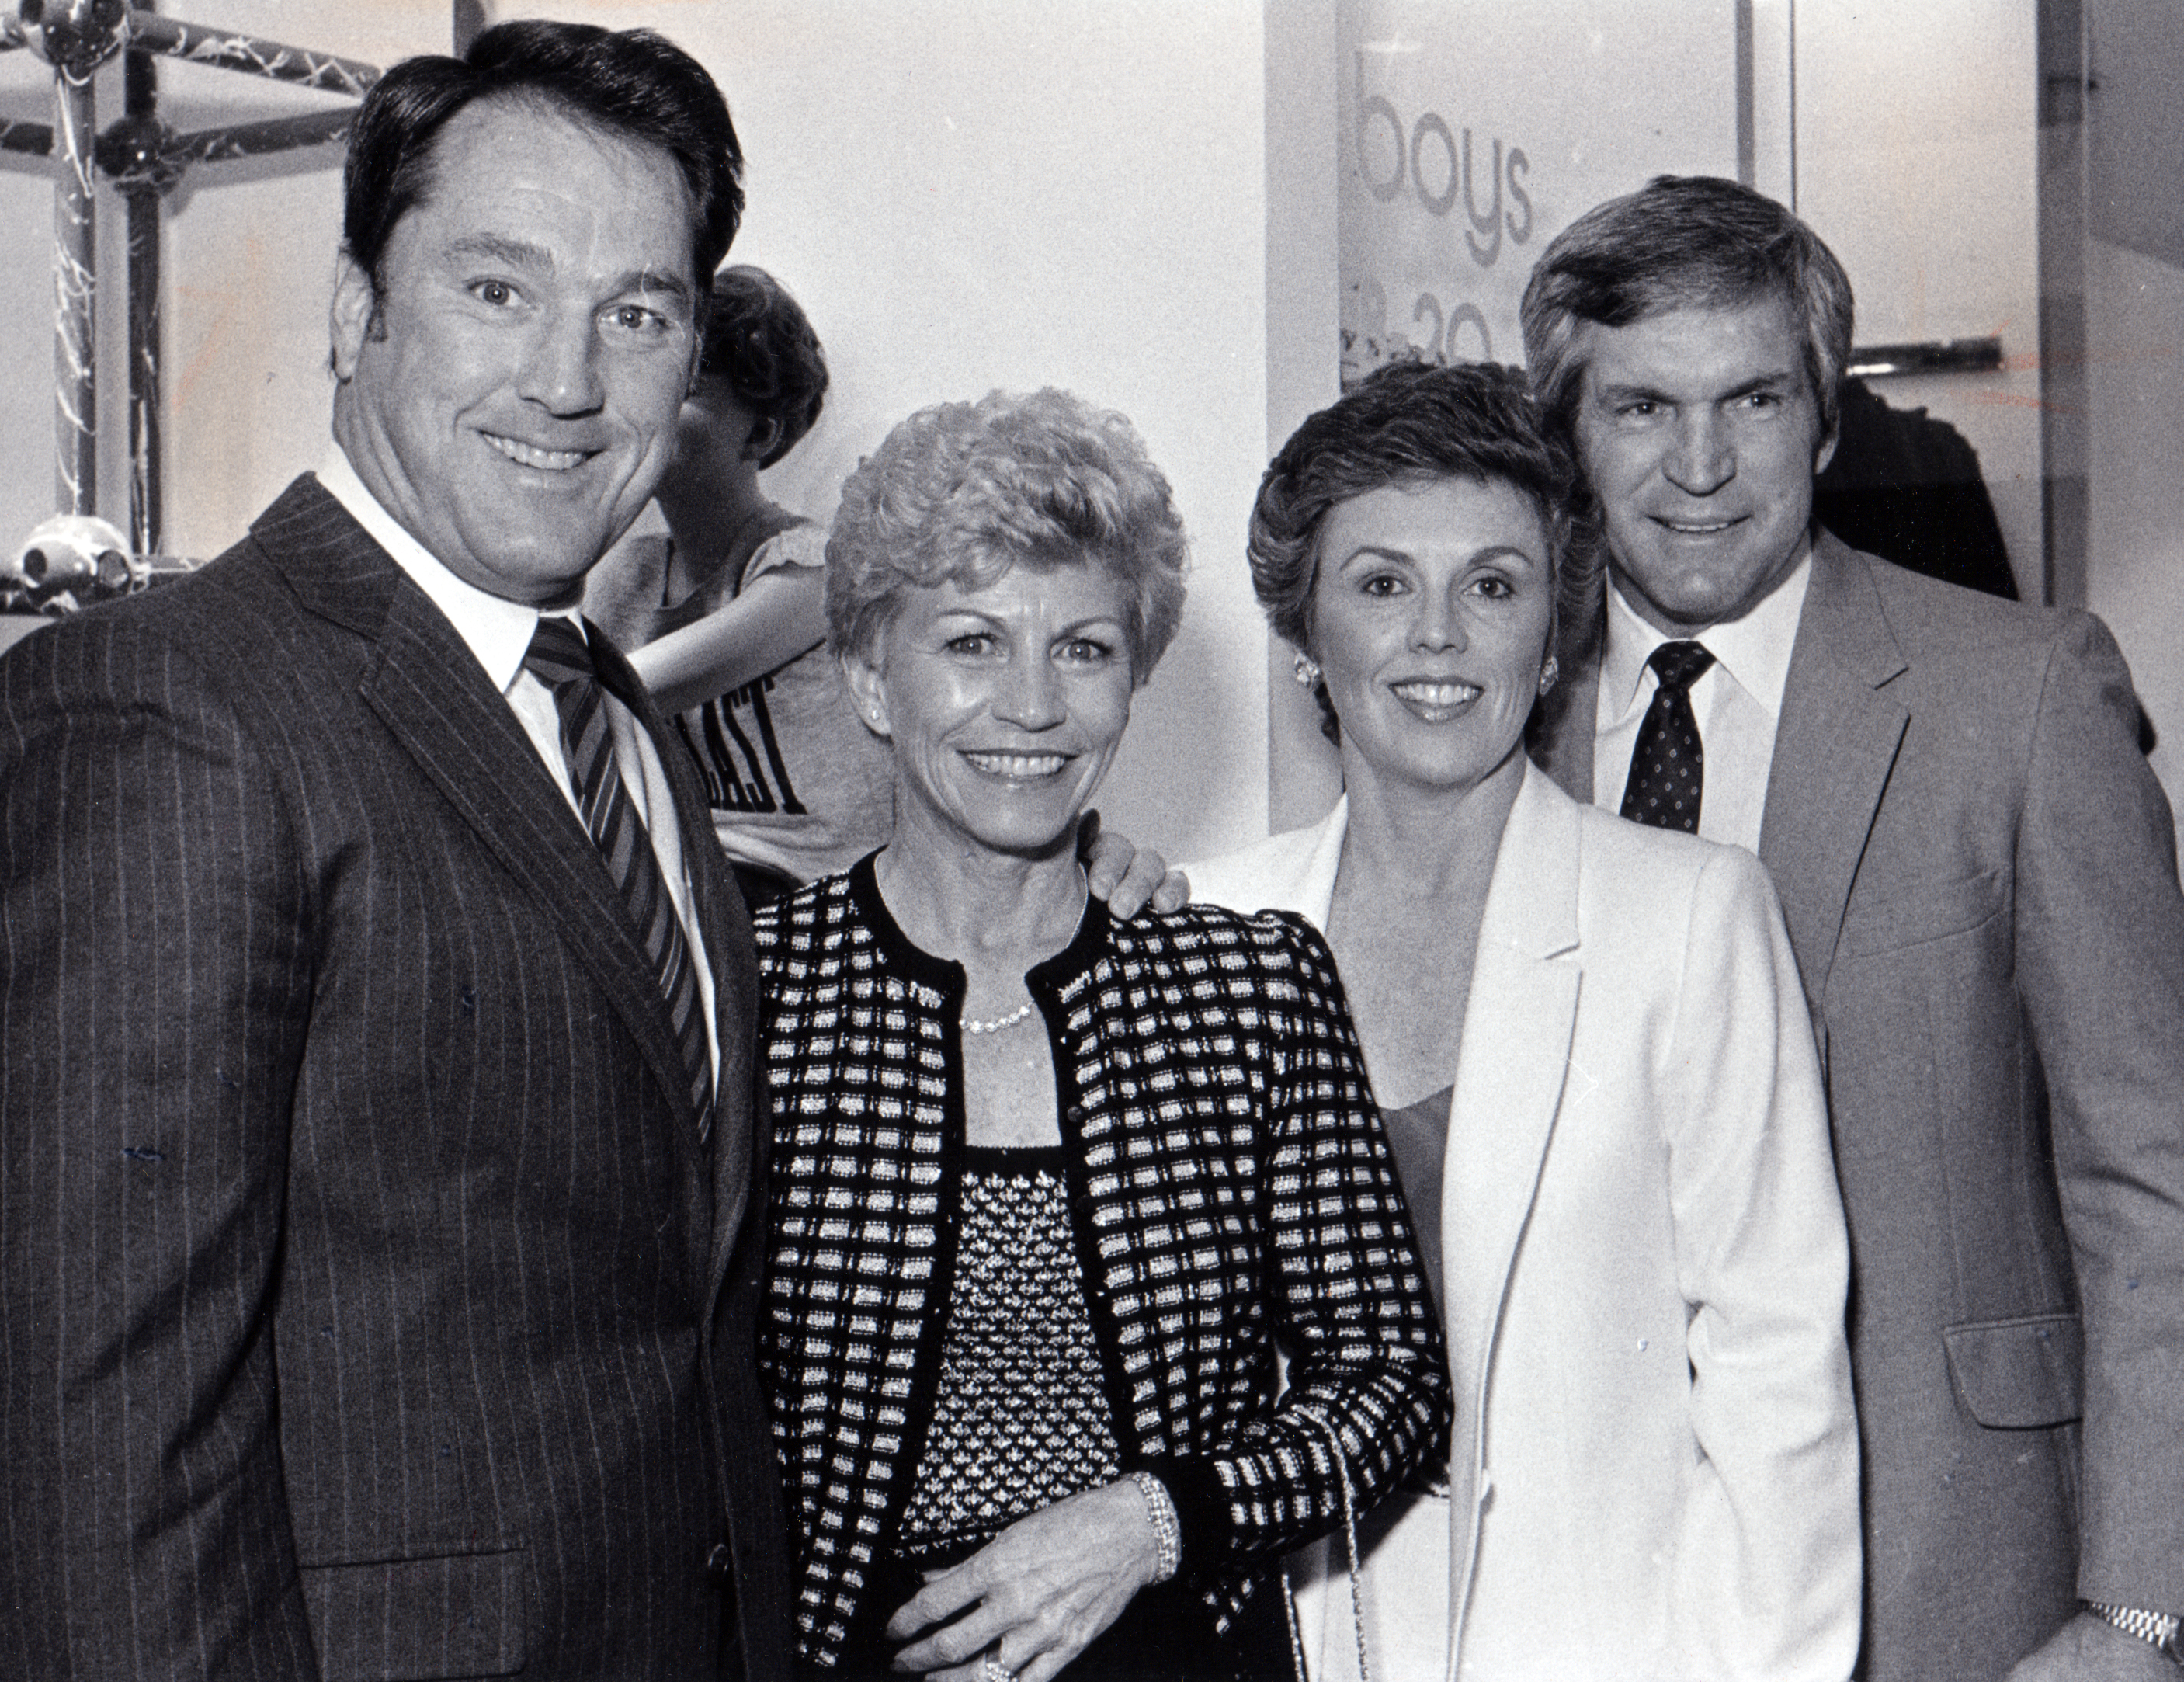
(0, 25), (795, 1680)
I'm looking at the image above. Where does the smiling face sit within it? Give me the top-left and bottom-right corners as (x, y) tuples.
(330, 97), (700, 606)
(845, 560), (1137, 860)
(1571, 294), (1835, 636)
(1307, 475), (1556, 801)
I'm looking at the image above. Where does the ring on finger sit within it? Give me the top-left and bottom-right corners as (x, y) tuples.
(981, 1652), (1014, 1682)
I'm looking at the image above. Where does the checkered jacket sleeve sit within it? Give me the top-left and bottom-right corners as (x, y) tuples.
(754, 867), (1448, 1667)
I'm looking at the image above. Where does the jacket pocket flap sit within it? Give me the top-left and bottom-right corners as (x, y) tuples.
(300, 1546), (525, 1680)
(1839, 867), (2007, 957)
(1942, 1313), (2084, 1428)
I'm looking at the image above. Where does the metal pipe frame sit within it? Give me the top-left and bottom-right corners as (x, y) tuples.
(125, 10), (378, 97)
(10, 94), (364, 165)
(53, 54), (95, 516)
(166, 107), (358, 165)
(120, 36), (157, 552)
(5, 3), (379, 555)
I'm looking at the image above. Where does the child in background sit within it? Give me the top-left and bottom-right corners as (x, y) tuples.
(587, 266), (893, 907)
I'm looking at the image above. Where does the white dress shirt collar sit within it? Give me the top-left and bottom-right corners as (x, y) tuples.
(317, 445), (722, 1084)
(316, 443), (568, 687)
(1600, 537), (1813, 728)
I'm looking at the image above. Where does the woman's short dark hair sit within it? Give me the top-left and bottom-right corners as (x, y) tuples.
(1519, 175), (1855, 447)
(343, 20), (744, 297)
(696, 267), (829, 469)
(1251, 357), (1579, 641)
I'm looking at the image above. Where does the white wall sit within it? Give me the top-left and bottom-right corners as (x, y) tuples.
(0, 0), (1276, 863)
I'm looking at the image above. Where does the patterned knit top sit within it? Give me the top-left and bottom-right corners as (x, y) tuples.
(754, 858), (1450, 1672)
(895, 1148), (1123, 1559)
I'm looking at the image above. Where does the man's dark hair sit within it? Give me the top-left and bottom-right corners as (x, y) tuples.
(342, 20), (744, 297)
(1519, 175), (1854, 447)
(696, 266), (830, 469)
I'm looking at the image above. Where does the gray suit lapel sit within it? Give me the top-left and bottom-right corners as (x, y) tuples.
(1758, 532), (1911, 1020)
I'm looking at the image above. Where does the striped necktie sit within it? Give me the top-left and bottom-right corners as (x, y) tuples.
(1619, 640), (1717, 835)
(523, 617), (714, 1142)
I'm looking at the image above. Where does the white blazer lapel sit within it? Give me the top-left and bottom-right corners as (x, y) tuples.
(1442, 766), (1582, 1677)
(1182, 797), (1348, 925)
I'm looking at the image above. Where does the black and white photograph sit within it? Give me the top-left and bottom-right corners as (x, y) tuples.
(4, 3), (2180, 1679)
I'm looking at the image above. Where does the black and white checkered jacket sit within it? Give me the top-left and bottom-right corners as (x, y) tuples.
(754, 859), (1449, 1670)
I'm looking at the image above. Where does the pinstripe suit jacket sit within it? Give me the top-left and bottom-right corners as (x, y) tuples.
(0, 476), (793, 1681)
(1533, 531), (2184, 1680)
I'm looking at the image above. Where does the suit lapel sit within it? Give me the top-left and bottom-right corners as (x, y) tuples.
(1441, 767), (1581, 1668)
(1538, 530), (1909, 1022)
(1758, 533), (1911, 1019)
(264, 478), (716, 1277)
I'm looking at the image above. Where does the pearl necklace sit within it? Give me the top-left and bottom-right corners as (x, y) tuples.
(963, 1000), (1035, 1036)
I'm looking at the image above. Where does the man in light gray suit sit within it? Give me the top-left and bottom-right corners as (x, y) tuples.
(0, 23), (789, 1679)
(1524, 175), (2184, 1682)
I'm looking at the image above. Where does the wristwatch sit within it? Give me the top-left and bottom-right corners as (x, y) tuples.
(2085, 1601), (2184, 1667)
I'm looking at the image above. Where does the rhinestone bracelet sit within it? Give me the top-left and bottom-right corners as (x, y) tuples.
(1130, 1471), (1180, 1584)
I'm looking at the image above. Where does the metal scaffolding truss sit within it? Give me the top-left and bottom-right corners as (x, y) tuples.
(4, 0), (381, 566)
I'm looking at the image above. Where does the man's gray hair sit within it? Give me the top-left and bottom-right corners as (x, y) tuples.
(1519, 175), (1855, 446)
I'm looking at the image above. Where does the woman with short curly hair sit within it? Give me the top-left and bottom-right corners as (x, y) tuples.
(755, 387), (1448, 1682)
(823, 385), (1187, 676)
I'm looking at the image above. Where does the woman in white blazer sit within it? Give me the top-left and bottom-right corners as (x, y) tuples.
(1186, 363), (1859, 1680)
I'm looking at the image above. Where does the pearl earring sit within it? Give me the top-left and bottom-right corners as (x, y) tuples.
(1293, 652), (1322, 688)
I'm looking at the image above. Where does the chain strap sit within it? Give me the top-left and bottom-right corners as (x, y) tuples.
(1281, 1402), (1371, 1682)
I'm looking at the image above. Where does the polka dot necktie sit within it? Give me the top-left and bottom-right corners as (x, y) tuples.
(1619, 641), (1717, 835)
(524, 617), (714, 1142)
